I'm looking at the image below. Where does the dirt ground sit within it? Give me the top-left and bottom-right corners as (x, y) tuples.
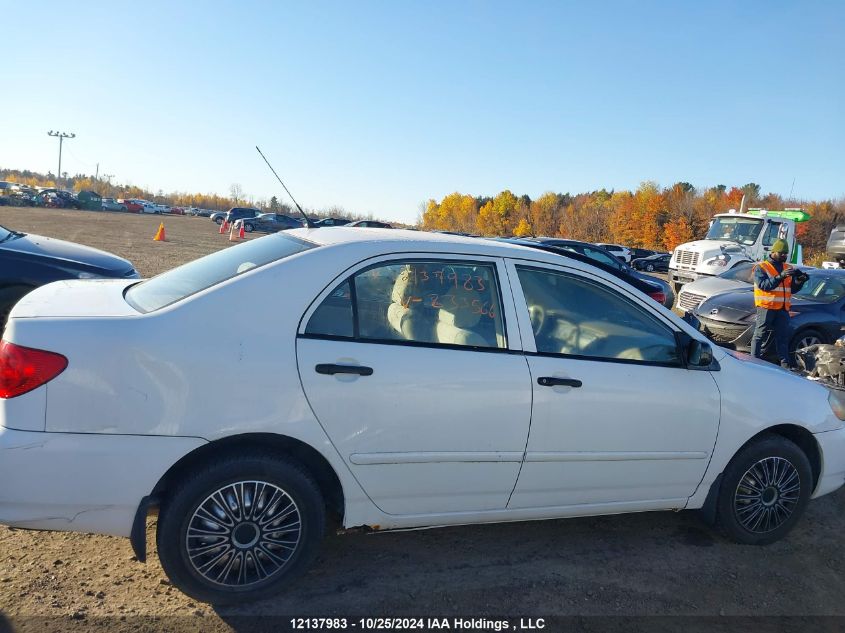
(1, 206), (844, 632)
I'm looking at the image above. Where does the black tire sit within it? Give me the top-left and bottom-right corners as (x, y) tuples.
(0, 285), (35, 328)
(156, 452), (326, 604)
(715, 434), (812, 545)
(646, 263), (655, 272)
(215, 217), (223, 225)
(244, 223), (254, 233)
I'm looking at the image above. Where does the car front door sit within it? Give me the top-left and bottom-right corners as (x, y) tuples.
(296, 256), (532, 515)
(506, 260), (721, 510)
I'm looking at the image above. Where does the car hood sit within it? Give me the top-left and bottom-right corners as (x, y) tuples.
(695, 288), (821, 323)
(681, 276), (749, 298)
(1, 232), (136, 275)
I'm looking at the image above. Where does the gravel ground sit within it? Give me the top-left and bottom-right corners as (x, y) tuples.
(1, 207), (843, 632)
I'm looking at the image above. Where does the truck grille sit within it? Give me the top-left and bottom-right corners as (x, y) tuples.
(676, 250), (700, 270)
(678, 291), (706, 312)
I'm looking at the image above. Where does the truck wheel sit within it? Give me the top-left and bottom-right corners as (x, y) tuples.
(715, 434), (811, 545)
(156, 452), (326, 604)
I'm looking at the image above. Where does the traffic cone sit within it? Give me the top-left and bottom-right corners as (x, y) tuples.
(219, 219), (228, 234)
(229, 221), (238, 241)
(153, 222), (166, 241)
(238, 222), (245, 239)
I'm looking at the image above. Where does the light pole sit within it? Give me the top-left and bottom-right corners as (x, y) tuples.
(47, 130), (75, 190)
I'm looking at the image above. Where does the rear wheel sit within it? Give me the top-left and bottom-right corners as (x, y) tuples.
(791, 328), (826, 353)
(715, 434), (812, 545)
(156, 452), (325, 604)
(244, 223), (254, 233)
(646, 263), (655, 272)
(215, 217), (223, 225)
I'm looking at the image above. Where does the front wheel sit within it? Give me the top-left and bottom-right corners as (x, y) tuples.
(215, 217), (223, 225)
(243, 223), (254, 233)
(716, 434), (812, 545)
(646, 263), (654, 272)
(157, 453), (326, 604)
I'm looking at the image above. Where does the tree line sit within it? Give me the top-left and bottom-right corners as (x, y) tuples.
(421, 182), (845, 260)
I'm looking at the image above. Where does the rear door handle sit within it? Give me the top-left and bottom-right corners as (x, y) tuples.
(537, 376), (582, 388)
(315, 363), (373, 376)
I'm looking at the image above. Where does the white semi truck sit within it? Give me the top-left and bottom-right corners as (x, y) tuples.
(668, 207), (809, 295)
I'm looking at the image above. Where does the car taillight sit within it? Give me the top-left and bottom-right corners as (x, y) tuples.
(0, 341), (68, 399)
(648, 291), (666, 304)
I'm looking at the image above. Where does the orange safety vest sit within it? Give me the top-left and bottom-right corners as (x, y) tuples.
(754, 260), (792, 310)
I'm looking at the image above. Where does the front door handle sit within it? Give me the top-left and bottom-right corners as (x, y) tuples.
(315, 363), (373, 376)
(537, 376), (582, 388)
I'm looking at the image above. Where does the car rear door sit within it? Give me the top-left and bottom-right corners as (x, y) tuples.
(296, 255), (532, 515)
(505, 259), (721, 510)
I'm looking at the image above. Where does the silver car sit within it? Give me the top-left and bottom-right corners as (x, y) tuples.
(677, 262), (755, 313)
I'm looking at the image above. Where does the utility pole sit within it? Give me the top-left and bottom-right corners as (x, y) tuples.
(95, 163), (99, 180)
(102, 174), (114, 185)
(47, 130), (75, 190)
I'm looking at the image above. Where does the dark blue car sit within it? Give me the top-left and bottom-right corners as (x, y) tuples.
(0, 224), (139, 325)
(693, 268), (845, 361)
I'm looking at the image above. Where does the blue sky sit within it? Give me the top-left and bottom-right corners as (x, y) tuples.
(2, 1), (843, 222)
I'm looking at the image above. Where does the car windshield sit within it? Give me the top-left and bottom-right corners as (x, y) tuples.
(125, 233), (315, 313)
(718, 262), (755, 283)
(0, 225), (21, 243)
(706, 217), (764, 245)
(794, 275), (845, 304)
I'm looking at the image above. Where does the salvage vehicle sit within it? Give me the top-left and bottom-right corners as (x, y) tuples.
(632, 253), (671, 273)
(0, 223), (139, 325)
(676, 261), (756, 313)
(693, 269), (845, 360)
(2, 228), (845, 604)
(101, 197), (128, 212)
(241, 213), (303, 233)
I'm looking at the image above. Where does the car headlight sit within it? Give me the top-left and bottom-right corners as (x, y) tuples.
(704, 254), (731, 267)
(828, 389), (845, 421)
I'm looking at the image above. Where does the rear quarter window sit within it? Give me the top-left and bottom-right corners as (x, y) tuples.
(125, 233), (314, 313)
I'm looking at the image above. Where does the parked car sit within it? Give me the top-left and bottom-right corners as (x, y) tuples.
(134, 200), (162, 214)
(629, 247), (657, 261)
(101, 198), (128, 212)
(825, 225), (845, 265)
(210, 207), (261, 226)
(596, 243), (632, 263)
(347, 220), (393, 228)
(0, 223), (139, 326)
(693, 269), (845, 361)
(632, 253), (671, 273)
(315, 217), (350, 227)
(117, 199), (143, 213)
(528, 238), (674, 308)
(496, 238), (670, 306)
(241, 213), (303, 233)
(676, 262), (757, 313)
(154, 204), (172, 214)
(2, 228), (844, 605)
(36, 189), (81, 209)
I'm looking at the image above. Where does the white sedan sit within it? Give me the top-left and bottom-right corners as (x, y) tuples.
(2, 228), (845, 604)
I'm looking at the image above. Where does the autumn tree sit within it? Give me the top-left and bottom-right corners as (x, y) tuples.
(476, 190), (521, 236)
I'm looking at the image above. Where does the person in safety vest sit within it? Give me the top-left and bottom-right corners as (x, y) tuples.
(750, 239), (809, 367)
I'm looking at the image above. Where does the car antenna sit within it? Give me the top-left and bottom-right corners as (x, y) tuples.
(255, 145), (317, 228)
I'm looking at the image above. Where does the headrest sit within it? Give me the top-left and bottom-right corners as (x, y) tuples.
(439, 288), (483, 329)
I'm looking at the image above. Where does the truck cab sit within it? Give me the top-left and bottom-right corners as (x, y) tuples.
(668, 209), (806, 295)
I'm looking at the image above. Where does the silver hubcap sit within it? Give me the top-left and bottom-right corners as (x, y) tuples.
(734, 457), (801, 533)
(186, 481), (302, 587)
(799, 335), (822, 348)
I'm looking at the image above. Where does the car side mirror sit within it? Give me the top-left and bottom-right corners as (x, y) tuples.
(688, 339), (713, 367)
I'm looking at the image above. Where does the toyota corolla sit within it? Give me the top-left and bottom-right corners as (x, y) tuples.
(2, 228), (844, 604)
